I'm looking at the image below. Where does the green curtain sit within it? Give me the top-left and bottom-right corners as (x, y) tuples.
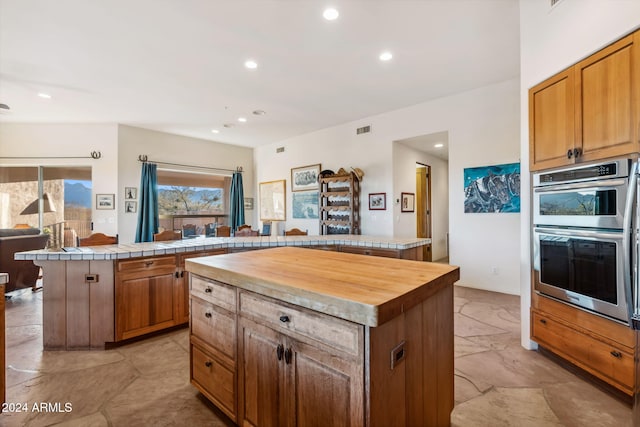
(135, 162), (159, 242)
(230, 171), (245, 233)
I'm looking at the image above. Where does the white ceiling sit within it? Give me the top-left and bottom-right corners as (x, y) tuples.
(0, 0), (520, 149)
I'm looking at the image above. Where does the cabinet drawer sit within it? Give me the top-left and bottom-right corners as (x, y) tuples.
(191, 343), (235, 420)
(117, 256), (176, 273)
(240, 291), (362, 357)
(339, 246), (400, 258)
(191, 275), (236, 312)
(532, 311), (634, 393)
(191, 297), (236, 361)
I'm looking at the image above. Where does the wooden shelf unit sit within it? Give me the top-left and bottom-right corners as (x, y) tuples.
(319, 172), (361, 235)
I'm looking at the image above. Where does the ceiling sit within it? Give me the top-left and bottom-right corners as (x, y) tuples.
(0, 0), (520, 149)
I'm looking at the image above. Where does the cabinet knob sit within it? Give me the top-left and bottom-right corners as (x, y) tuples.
(539, 318), (547, 325)
(610, 350), (622, 358)
(144, 261), (154, 266)
(567, 149), (573, 159)
(205, 360), (212, 367)
(277, 344), (284, 361)
(279, 315), (290, 323)
(573, 148), (582, 158)
(205, 312), (212, 318)
(175, 271), (180, 279)
(205, 287), (213, 293)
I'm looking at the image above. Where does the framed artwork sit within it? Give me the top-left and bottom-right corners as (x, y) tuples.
(125, 187), (137, 200)
(401, 192), (415, 212)
(292, 191), (319, 219)
(291, 164), (321, 192)
(125, 201), (137, 213)
(464, 162), (521, 213)
(368, 193), (386, 210)
(96, 194), (115, 210)
(260, 180), (286, 221)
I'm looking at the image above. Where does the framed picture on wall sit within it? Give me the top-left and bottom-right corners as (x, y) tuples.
(125, 187), (137, 200)
(124, 201), (137, 213)
(368, 193), (386, 210)
(96, 194), (115, 210)
(259, 180), (286, 221)
(401, 192), (415, 212)
(291, 164), (321, 192)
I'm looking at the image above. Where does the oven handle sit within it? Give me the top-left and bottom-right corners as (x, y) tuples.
(533, 178), (627, 193)
(622, 160), (638, 326)
(533, 227), (624, 240)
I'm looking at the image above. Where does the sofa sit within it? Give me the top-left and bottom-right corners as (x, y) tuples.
(0, 229), (49, 293)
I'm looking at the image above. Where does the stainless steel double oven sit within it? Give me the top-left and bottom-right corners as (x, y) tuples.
(532, 157), (634, 324)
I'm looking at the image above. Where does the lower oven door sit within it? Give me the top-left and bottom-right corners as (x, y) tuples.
(533, 226), (629, 324)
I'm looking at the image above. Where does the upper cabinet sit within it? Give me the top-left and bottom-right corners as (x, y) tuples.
(530, 30), (640, 171)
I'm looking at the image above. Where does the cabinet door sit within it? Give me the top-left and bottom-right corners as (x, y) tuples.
(115, 272), (175, 341)
(289, 340), (364, 427)
(240, 318), (286, 427)
(576, 31), (640, 162)
(529, 68), (575, 171)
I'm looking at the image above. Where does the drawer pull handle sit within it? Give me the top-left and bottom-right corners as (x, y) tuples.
(205, 312), (212, 318)
(610, 350), (622, 358)
(144, 261), (154, 266)
(539, 319), (547, 325)
(175, 271), (179, 279)
(284, 348), (292, 364)
(205, 287), (213, 293)
(205, 361), (212, 367)
(277, 344), (284, 361)
(279, 315), (290, 323)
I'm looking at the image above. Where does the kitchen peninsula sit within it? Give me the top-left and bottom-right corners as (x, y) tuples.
(186, 247), (459, 426)
(15, 235), (431, 350)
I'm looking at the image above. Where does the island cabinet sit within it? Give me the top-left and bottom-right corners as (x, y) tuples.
(115, 255), (178, 341)
(186, 247), (460, 426)
(529, 29), (640, 171)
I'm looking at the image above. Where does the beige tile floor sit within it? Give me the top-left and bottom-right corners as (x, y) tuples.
(0, 285), (632, 426)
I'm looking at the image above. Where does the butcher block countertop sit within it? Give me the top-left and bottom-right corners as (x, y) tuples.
(185, 246), (460, 327)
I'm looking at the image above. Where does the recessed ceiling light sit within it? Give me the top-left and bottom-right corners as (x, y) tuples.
(253, 110), (266, 116)
(434, 143), (444, 148)
(379, 52), (393, 61)
(37, 93), (52, 99)
(238, 117), (247, 123)
(211, 129), (220, 134)
(244, 60), (258, 69)
(323, 8), (339, 20)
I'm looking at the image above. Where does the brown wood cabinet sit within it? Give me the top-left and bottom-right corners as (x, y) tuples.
(531, 293), (635, 396)
(529, 30), (640, 171)
(115, 256), (177, 341)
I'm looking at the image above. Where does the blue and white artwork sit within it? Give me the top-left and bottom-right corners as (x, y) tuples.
(292, 191), (319, 219)
(464, 163), (520, 213)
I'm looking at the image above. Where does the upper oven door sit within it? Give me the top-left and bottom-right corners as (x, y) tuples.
(533, 178), (628, 229)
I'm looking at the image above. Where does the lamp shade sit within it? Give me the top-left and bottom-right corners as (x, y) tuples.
(20, 193), (56, 215)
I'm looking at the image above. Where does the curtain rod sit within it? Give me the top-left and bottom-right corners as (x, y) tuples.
(0, 151), (102, 160)
(137, 154), (242, 173)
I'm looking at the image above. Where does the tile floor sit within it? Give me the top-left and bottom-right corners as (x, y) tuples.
(0, 285), (632, 426)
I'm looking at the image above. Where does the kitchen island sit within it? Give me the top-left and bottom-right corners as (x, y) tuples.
(186, 247), (459, 426)
(15, 235), (431, 350)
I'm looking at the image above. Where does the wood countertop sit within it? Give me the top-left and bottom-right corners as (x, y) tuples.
(186, 246), (459, 327)
(15, 235), (431, 261)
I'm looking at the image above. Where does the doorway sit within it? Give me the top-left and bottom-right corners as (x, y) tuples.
(416, 163), (432, 261)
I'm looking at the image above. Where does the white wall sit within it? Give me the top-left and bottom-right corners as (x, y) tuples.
(519, 0), (640, 349)
(0, 123), (119, 235)
(392, 143), (449, 261)
(256, 78), (521, 295)
(117, 125), (254, 243)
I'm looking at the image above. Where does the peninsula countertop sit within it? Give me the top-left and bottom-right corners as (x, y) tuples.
(186, 246), (458, 327)
(14, 234), (432, 261)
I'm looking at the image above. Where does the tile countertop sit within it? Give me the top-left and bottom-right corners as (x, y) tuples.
(0, 272), (7, 284)
(14, 235), (432, 261)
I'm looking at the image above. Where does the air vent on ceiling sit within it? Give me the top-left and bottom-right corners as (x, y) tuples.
(356, 125), (371, 135)
(276, 146), (285, 153)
